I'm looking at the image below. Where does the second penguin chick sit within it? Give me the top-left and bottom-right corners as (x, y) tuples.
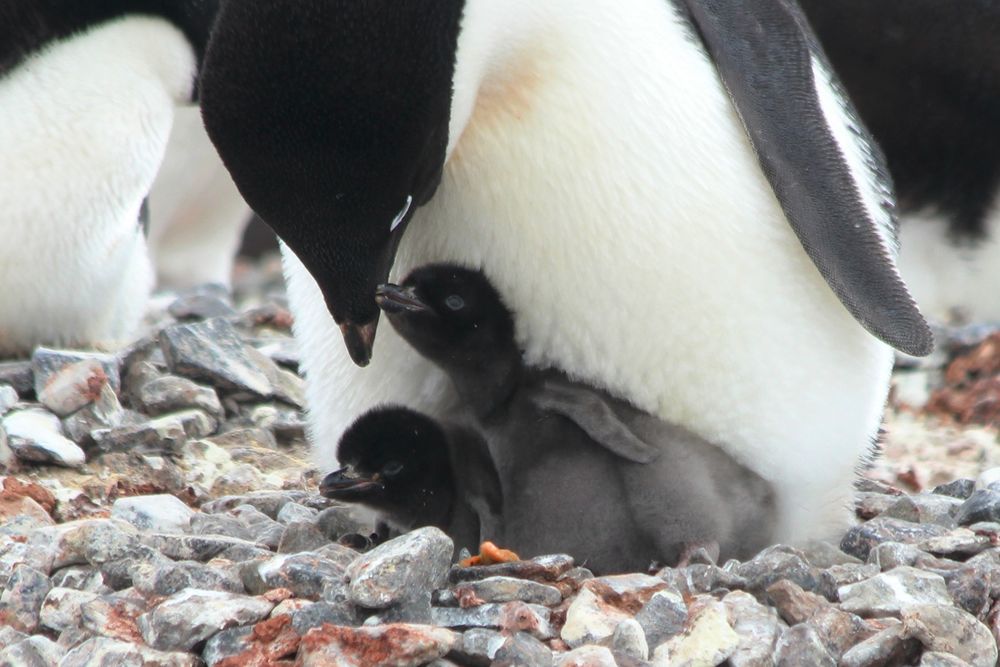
(377, 264), (777, 573)
(320, 405), (501, 553)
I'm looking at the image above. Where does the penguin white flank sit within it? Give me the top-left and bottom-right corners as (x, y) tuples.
(287, 0), (894, 543)
(0, 17), (196, 354)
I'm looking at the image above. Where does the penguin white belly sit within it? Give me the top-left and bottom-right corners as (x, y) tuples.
(148, 106), (252, 290)
(897, 204), (1000, 323)
(0, 17), (195, 355)
(291, 0), (893, 542)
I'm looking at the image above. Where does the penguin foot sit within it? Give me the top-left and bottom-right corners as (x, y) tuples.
(459, 541), (520, 567)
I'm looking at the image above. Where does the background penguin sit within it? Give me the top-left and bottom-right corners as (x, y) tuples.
(200, 0), (930, 543)
(320, 405), (502, 554)
(798, 0), (1000, 323)
(375, 264), (778, 572)
(0, 1), (217, 356)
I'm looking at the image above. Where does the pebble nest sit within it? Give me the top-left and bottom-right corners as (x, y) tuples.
(1, 255), (1000, 667)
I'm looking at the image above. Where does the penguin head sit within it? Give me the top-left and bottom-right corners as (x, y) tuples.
(376, 264), (517, 368)
(200, 0), (467, 366)
(321, 406), (454, 520)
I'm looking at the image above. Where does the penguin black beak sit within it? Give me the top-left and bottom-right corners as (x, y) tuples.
(320, 466), (384, 499)
(339, 321), (378, 367)
(375, 284), (430, 314)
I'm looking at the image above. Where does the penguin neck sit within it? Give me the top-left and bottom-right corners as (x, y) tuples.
(440, 343), (523, 419)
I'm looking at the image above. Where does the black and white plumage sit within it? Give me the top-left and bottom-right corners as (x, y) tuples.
(200, 0), (929, 542)
(800, 0), (1000, 322)
(320, 405), (501, 554)
(376, 264), (777, 572)
(0, 1), (217, 356)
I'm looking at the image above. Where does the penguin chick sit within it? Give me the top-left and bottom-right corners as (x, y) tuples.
(377, 264), (777, 572)
(321, 405), (501, 553)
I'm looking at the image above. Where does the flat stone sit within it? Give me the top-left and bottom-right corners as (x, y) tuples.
(793, 539), (862, 568)
(452, 576), (562, 606)
(276, 501), (318, 525)
(290, 600), (359, 634)
(946, 562), (997, 618)
(245, 346), (304, 408)
(138, 588), (275, 652)
(492, 632), (554, 667)
(839, 567), (952, 618)
(49, 566), (108, 593)
(297, 623), (459, 667)
(841, 517), (950, 560)
(168, 290), (237, 320)
(0, 635), (65, 667)
(773, 623), (836, 667)
(867, 541), (954, 572)
(132, 559), (244, 596)
(652, 597), (739, 667)
(902, 604), (998, 667)
(0, 539), (55, 585)
(189, 513), (254, 541)
(635, 589), (687, 649)
(560, 587), (634, 648)
(0, 565), (51, 632)
(556, 645), (617, 667)
(3, 409), (85, 467)
(62, 384), (126, 446)
(136, 374), (223, 418)
(921, 653), (975, 667)
(39, 587), (99, 633)
(315, 505), (379, 541)
(919, 528), (993, 558)
(448, 554), (575, 584)
(432, 602), (554, 639)
(37, 359), (109, 417)
(882, 494), (962, 527)
(200, 614), (300, 667)
(723, 590), (784, 667)
(139, 532), (265, 561)
(91, 416), (188, 456)
(111, 494), (194, 534)
(839, 623), (920, 667)
(277, 521), (329, 554)
(243, 553), (348, 600)
(29, 519), (140, 570)
(31, 348), (120, 397)
(856, 492), (900, 520)
(736, 545), (820, 594)
(159, 318), (272, 398)
(80, 588), (149, 643)
(60, 637), (197, 667)
(933, 479), (976, 500)
(817, 563), (879, 601)
(202, 490), (312, 518)
(612, 618), (649, 662)
(956, 490), (1000, 526)
(347, 527), (453, 609)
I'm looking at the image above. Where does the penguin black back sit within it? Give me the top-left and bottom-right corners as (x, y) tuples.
(800, 0), (1000, 239)
(0, 0), (218, 83)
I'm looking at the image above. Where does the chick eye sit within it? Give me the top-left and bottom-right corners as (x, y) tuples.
(382, 460), (404, 478)
(444, 295), (465, 311)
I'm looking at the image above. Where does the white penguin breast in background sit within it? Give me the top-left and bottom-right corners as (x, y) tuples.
(288, 0), (894, 543)
(0, 17), (195, 355)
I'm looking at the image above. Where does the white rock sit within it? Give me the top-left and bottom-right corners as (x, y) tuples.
(111, 495), (195, 534)
(2, 409), (85, 467)
(560, 587), (631, 649)
(555, 645), (618, 667)
(652, 598), (740, 667)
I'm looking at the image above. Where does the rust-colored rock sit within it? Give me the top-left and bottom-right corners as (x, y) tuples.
(1, 476), (56, 513)
(927, 333), (1000, 425)
(215, 614), (300, 667)
(297, 623), (458, 667)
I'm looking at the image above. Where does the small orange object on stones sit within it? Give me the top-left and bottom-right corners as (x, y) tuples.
(459, 541), (521, 567)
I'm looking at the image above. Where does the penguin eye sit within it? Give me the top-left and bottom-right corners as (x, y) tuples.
(444, 295), (465, 311)
(382, 460), (405, 478)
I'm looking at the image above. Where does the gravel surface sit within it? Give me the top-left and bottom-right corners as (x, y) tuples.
(2, 255), (1000, 666)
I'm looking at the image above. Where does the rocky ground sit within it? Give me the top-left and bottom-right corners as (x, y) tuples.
(2, 254), (1000, 666)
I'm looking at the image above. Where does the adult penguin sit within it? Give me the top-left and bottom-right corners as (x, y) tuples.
(0, 1), (217, 356)
(800, 0), (1000, 324)
(200, 0), (932, 543)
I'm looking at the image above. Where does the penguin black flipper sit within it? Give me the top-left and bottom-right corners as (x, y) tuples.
(531, 380), (660, 465)
(677, 0), (933, 357)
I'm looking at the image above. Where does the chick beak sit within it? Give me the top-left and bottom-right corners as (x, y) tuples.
(319, 466), (384, 499)
(375, 284), (429, 314)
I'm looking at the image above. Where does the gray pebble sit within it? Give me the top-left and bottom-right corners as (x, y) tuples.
(188, 513), (254, 541)
(0, 361), (33, 396)
(290, 600), (359, 633)
(451, 576), (562, 606)
(0, 635), (64, 667)
(0, 565), (51, 632)
(80, 588), (150, 642)
(774, 623), (836, 667)
(140, 533), (265, 562)
(431, 602), (554, 639)
(933, 479), (976, 500)
(838, 567), (952, 618)
(841, 517), (950, 561)
(347, 527), (453, 609)
(60, 636), (197, 667)
(723, 590), (785, 667)
(921, 652), (975, 667)
(275, 501), (318, 525)
(276, 522), (329, 554)
(243, 552), (347, 599)
(39, 587), (99, 633)
(200, 625), (252, 667)
(136, 375), (223, 419)
(159, 318), (272, 399)
(31, 348), (120, 398)
(635, 588), (687, 649)
(838, 622), (919, 667)
(132, 560), (244, 596)
(902, 604), (998, 667)
(612, 618), (649, 661)
(137, 588), (274, 652)
(111, 494), (194, 534)
(956, 490), (1000, 526)
(737, 545), (820, 594)
(492, 632), (554, 667)
(882, 494), (962, 528)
